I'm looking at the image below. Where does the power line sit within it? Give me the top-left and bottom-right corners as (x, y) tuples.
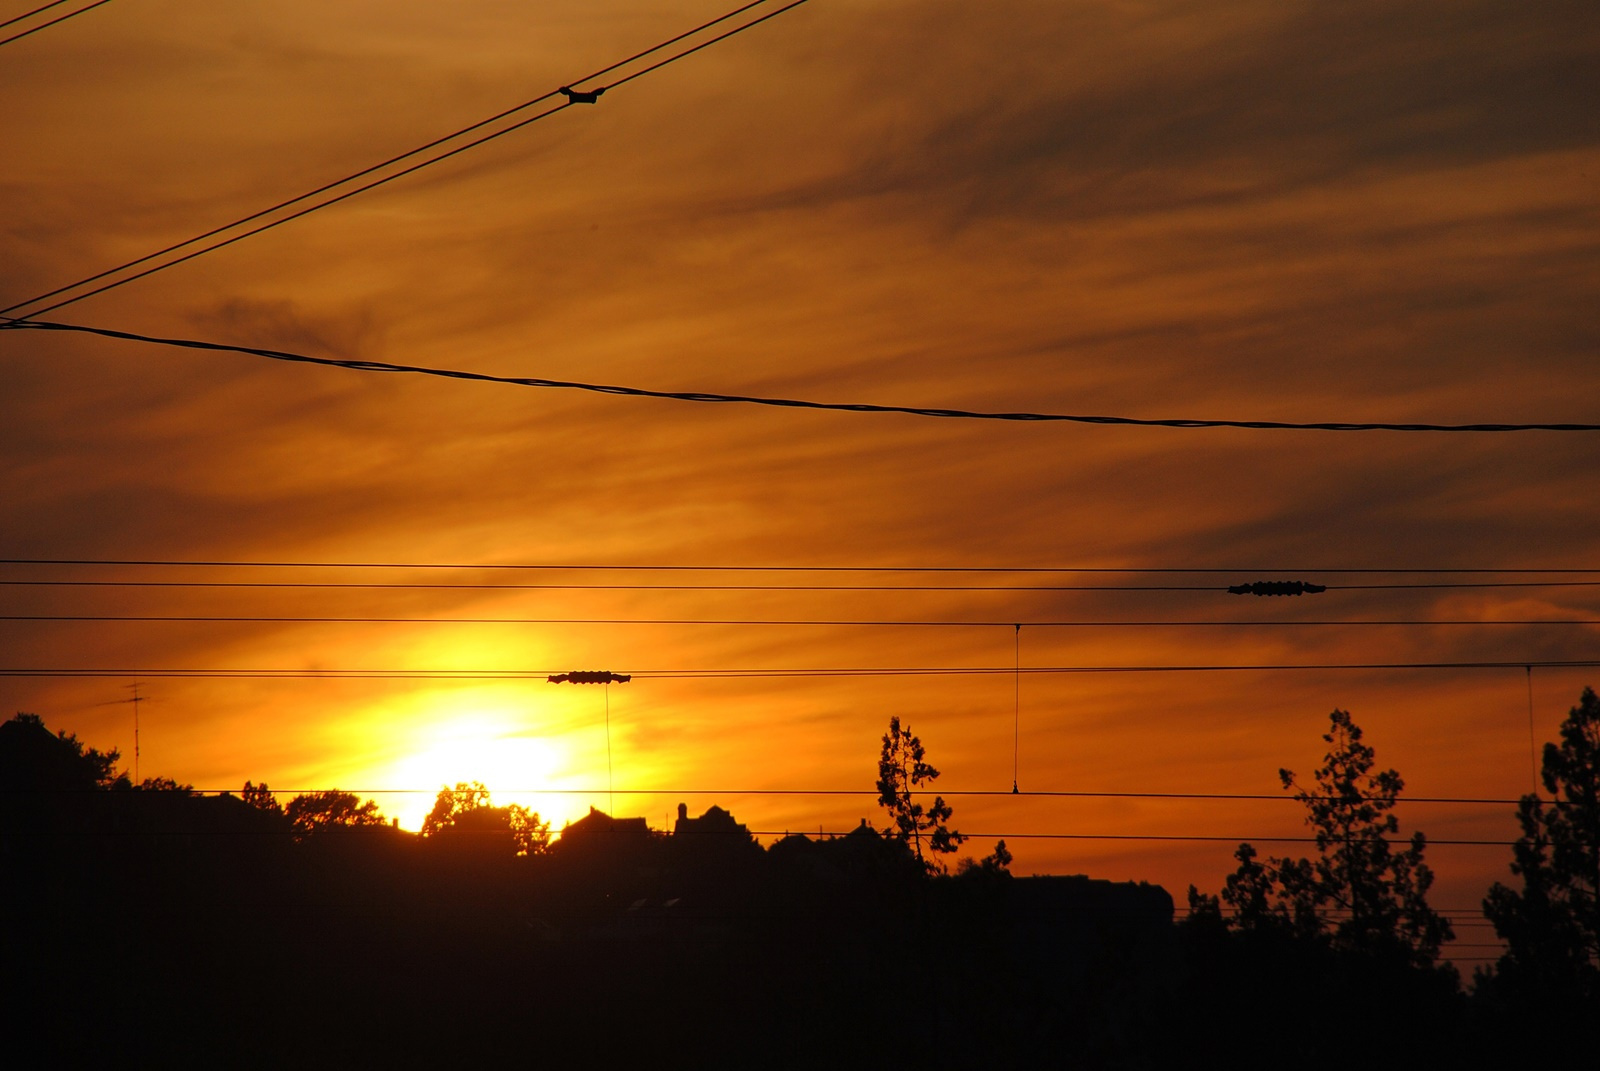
(5, 578), (1600, 592)
(7, 318), (1599, 433)
(5, 659), (1598, 678)
(0, 1), (74, 31)
(4, 613), (1595, 626)
(0, 0), (806, 317)
(2, 825), (1526, 846)
(1340, 582), (1600, 590)
(0, 0), (110, 49)
(0, 580), (1226, 592)
(32, 786), (1540, 806)
(763, 831), (1522, 846)
(5, 559), (1597, 574)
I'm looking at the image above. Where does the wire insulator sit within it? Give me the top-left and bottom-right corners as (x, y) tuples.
(548, 671), (631, 684)
(1228, 580), (1327, 596)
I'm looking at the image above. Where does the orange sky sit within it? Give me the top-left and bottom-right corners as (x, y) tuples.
(3, 0), (1598, 968)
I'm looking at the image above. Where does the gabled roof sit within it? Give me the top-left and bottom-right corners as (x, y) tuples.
(562, 805), (650, 840)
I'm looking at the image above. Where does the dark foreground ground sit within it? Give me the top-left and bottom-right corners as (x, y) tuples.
(11, 819), (1563, 1070)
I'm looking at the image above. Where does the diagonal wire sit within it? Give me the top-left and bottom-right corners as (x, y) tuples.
(0, 1), (73, 31)
(0, 100), (571, 318)
(0, 0), (109, 49)
(0, 0), (804, 318)
(5, 318), (1598, 433)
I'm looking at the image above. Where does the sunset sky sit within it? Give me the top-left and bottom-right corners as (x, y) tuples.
(3, 0), (1598, 966)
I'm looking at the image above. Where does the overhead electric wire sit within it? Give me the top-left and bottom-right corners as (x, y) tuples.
(5, 659), (1599, 678)
(743, 830), (1520, 846)
(5, 318), (1598, 433)
(5, 559), (1597, 574)
(0, 0), (109, 49)
(0, 1), (73, 30)
(55, 785), (1545, 806)
(3, 580), (1227, 592)
(0, 0), (805, 318)
(7, 578), (1600, 592)
(4, 613), (1595, 626)
(3, 825), (1525, 846)
(0, 580), (1370, 593)
(1337, 581), (1600, 590)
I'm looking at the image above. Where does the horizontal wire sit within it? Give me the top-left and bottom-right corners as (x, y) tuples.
(2, 786), (1545, 805)
(5, 559), (1597, 574)
(4, 615), (1595, 626)
(7, 660), (1598, 678)
(7, 318), (1599, 432)
(6, 578), (1600, 592)
(0, 827), (1527, 845)
(0, 580), (1283, 593)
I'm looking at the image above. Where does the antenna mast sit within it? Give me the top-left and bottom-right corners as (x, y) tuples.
(130, 680), (144, 783)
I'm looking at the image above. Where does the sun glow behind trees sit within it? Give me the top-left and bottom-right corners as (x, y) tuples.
(343, 686), (599, 832)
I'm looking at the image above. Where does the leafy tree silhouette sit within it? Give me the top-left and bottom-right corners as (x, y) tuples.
(135, 775), (194, 793)
(241, 780), (283, 814)
(876, 716), (964, 874)
(1482, 687), (1600, 1004)
(422, 780), (492, 835)
(423, 781), (549, 856)
(956, 839), (1012, 877)
(285, 789), (384, 834)
(2, 711), (124, 789)
(1191, 709), (1453, 966)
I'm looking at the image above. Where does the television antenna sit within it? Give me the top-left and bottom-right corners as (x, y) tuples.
(97, 680), (153, 782)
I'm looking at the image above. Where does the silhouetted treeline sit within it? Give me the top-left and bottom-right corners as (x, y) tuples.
(2, 710), (1592, 1067)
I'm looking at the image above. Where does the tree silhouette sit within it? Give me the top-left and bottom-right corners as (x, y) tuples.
(876, 716), (964, 873)
(135, 775), (194, 793)
(2, 711), (124, 789)
(1482, 687), (1600, 1003)
(422, 781), (492, 835)
(241, 780), (282, 814)
(957, 839), (1013, 877)
(1193, 709), (1453, 965)
(422, 781), (549, 856)
(285, 789), (384, 834)
(506, 804), (551, 856)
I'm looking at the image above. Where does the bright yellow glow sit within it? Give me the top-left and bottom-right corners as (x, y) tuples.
(345, 685), (603, 833)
